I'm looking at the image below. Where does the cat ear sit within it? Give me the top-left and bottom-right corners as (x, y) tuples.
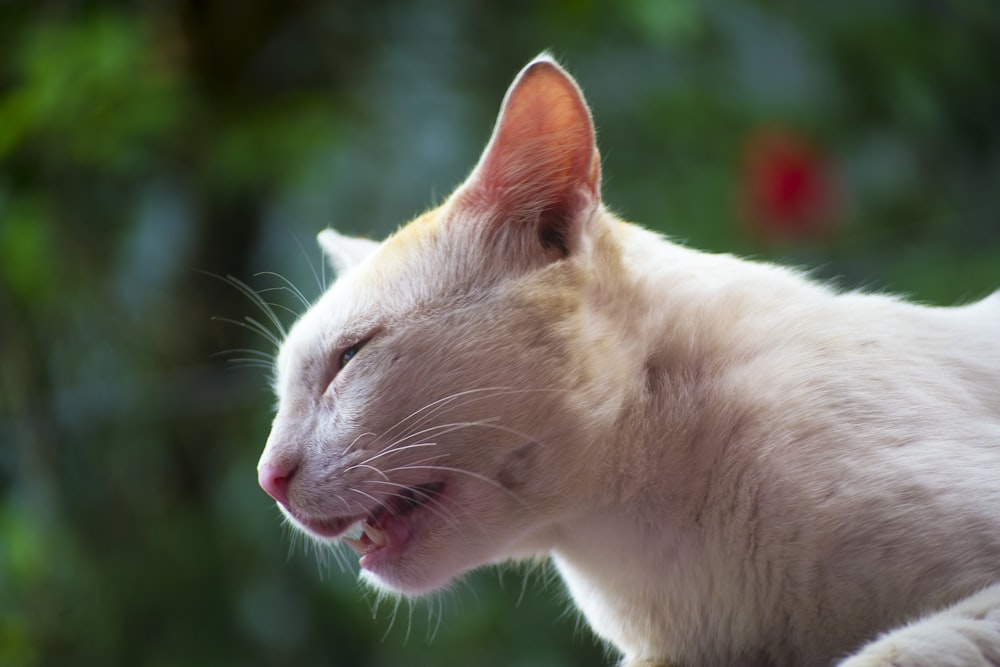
(455, 54), (601, 256)
(317, 228), (380, 276)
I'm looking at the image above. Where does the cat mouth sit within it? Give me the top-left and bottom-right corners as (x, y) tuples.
(298, 481), (446, 565)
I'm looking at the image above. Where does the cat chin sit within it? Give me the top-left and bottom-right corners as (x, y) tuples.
(353, 485), (530, 596)
(347, 524), (477, 596)
(358, 557), (459, 596)
(290, 515), (464, 596)
(353, 516), (543, 596)
(356, 534), (506, 597)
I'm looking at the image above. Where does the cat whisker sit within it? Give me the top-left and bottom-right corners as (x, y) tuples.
(243, 315), (284, 349)
(379, 387), (533, 443)
(222, 358), (277, 372)
(332, 493), (354, 515)
(350, 463), (391, 482)
(349, 487), (384, 510)
(378, 420), (544, 463)
(345, 431), (378, 456)
(348, 441), (440, 470)
(345, 417), (511, 475)
(373, 391), (504, 447)
(425, 595), (441, 643)
(416, 419), (543, 446)
(217, 273), (289, 340)
(252, 290), (306, 320)
(289, 233), (328, 294)
(366, 592), (415, 646)
(212, 347), (277, 372)
(352, 418), (508, 467)
(380, 463), (528, 508)
(353, 425), (459, 466)
(205, 271), (304, 383)
(254, 270), (313, 311)
(283, 516), (305, 562)
(378, 594), (403, 642)
(211, 315), (283, 350)
(212, 347), (277, 362)
(312, 541), (335, 577)
(370, 417), (510, 459)
(352, 412), (507, 470)
(377, 387), (573, 453)
(403, 597), (415, 645)
(341, 452), (447, 487)
(361, 478), (464, 531)
(329, 541), (356, 573)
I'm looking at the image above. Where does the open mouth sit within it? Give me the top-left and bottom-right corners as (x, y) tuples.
(300, 481), (446, 566)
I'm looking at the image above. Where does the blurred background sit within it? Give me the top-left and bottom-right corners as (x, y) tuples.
(2, 1), (999, 666)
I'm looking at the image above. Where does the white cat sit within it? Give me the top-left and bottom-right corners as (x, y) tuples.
(256, 55), (1000, 666)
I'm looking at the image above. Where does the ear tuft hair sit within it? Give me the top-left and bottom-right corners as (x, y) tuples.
(317, 229), (380, 276)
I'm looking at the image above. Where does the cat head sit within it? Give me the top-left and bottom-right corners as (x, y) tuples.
(257, 55), (624, 594)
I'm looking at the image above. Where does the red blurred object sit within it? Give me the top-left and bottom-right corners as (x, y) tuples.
(740, 128), (841, 241)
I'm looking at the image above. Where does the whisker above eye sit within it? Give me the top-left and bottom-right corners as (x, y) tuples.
(222, 359), (278, 372)
(254, 270), (314, 311)
(211, 315), (283, 349)
(212, 348), (277, 369)
(216, 273), (289, 340)
(287, 234), (328, 294)
(212, 347), (277, 361)
(251, 293), (304, 320)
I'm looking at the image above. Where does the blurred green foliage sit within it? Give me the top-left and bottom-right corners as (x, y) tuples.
(1, 1), (998, 666)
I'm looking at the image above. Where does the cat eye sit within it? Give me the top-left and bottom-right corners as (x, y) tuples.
(339, 342), (362, 369)
(330, 329), (380, 385)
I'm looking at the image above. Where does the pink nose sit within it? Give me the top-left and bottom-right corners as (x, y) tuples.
(258, 462), (296, 507)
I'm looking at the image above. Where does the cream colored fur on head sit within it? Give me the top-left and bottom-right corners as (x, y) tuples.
(257, 55), (1000, 666)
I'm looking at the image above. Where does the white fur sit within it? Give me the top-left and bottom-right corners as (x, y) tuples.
(258, 56), (1000, 666)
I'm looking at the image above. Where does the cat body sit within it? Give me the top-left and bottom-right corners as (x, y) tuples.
(257, 56), (1000, 666)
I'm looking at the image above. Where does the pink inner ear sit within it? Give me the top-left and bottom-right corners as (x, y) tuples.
(460, 58), (601, 255)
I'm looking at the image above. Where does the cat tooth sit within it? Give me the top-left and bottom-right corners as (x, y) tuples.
(342, 521), (368, 554)
(344, 521), (364, 541)
(343, 536), (366, 554)
(363, 523), (388, 548)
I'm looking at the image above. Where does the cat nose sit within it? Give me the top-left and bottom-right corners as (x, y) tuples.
(258, 461), (296, 507)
